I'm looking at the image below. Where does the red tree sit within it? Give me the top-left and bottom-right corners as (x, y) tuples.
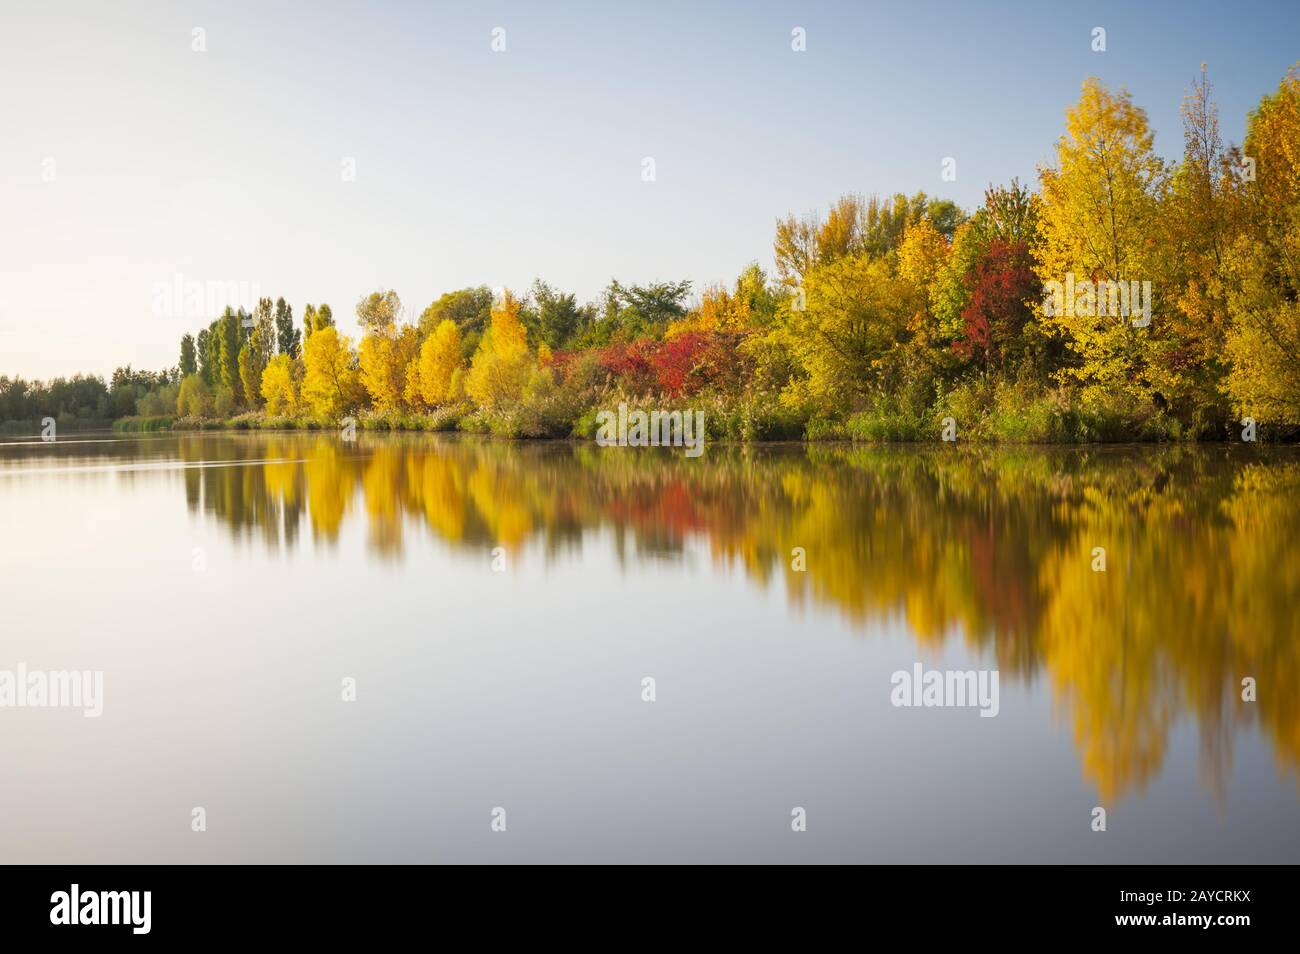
(954, 240), (1038, 371)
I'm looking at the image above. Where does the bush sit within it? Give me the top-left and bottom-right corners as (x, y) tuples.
(176, 374), (212, 417)
(844, 402), (929, 442)
(112, 416), (173, 432)
(212, 386), (235, 417)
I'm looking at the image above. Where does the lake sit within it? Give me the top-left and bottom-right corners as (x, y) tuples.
(1, 432), (1298, 862)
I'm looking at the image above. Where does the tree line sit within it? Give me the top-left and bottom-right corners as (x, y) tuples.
(7, 65), (1299, 441)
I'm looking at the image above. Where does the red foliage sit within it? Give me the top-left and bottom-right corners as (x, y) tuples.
(549, 349), (578, 380)
(597, 338), (658, 394)
(651, 332), (709, 396)
(954, 240), (1038, 369)
(590, 331), (753, 397)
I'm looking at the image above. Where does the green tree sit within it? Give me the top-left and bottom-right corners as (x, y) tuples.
(275, 297), (300, 358)
(179, 334), (197, 376)
(197, 325), (216, 385)
(527, 280), (585, 348)
(219, 308), (246, 405)
(418, 286), (494, 338)
(176, 373), (212, 417)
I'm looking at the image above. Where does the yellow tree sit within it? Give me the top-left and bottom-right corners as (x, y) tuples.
(784, 254), (914, 407)
(1223, 67), (1300, 424)
(897, 216), (955, 342)
(302, 325), (360, 419)
(465, 290), (531, 411)
(417, 319), (462, 406)
(260, 354), (299, 416)
(237, 329), (267, 410)
(403, 355), (424, 410)
(1159, 66), (1246, 424)
(1037, 78), (1167, 409)
(359, 325), (421, 413)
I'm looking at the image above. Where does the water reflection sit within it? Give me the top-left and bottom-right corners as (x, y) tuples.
(7, 433), (1299, 808)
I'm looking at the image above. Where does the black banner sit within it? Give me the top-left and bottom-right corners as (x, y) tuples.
(0, 864), (1285, 940)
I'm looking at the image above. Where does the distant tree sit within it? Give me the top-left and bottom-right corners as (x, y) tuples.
(218, 308), (245, 405)
(620, 280), (692, 334)
(528, 280), (585, 349)
(253, 297), (275, 362)
(418, 286), (494, 338)
(179, 334), (197, 376)
(197, 324), (216, 384)
(303, 303), (335, 342)
(356, 289), (402, 334)
(274, 297), (300, 358)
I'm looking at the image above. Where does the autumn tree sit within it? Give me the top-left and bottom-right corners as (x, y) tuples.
(1223, 66), (1300, 423)
(356, 289), (402, 334)
(775, 193), (964, 287)
(417, 319), (462, 406)
(302, 324), (361, 419)
(785, 254), (914, 406)
(954, 240), (1040, 373)
(465, 290), (532, 411)
(1037, 78), (1168, 409)
(359, 324), (420, 414)
(260, 353), (299, 416)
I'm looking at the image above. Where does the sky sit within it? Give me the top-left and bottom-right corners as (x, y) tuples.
(1, 0), (1297, 379)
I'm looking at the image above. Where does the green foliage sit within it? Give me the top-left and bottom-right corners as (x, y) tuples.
(113, 415), (174, 432)
(179, 334), (197, 376)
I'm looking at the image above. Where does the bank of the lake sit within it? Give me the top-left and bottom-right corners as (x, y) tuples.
(109, 399), (1296, 444)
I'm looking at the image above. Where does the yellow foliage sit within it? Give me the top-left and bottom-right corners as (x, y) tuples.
(1223, 67), (1300, 423)
(418, 319), (462, 406)
(301, 325), (360, 420)
(1036, 77), (1167, 408)
(260, 354), (298, 416)
(465, 290), (531, 411)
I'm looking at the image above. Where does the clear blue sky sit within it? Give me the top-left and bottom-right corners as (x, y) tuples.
(2, 0), (1297, 378)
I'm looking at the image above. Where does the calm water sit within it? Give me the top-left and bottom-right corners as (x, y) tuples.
(1, 432), (1298, 863)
